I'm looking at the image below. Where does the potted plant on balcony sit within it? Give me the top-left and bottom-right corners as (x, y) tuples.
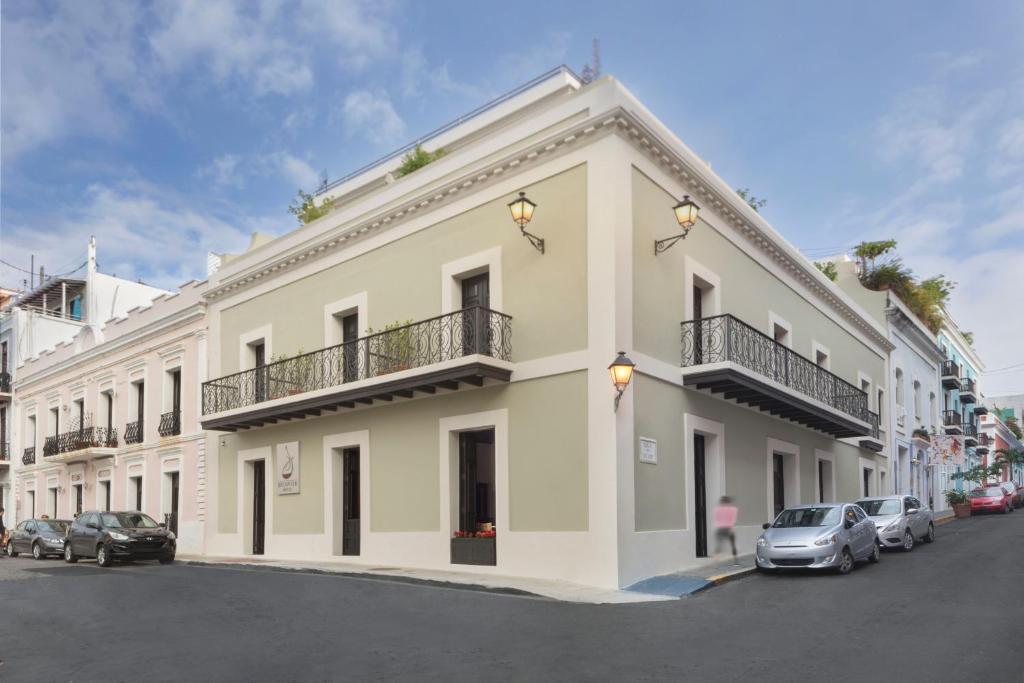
(944, 489), (971, 518)
(368, 320), (415, 375)
(911, 428), (930, 443)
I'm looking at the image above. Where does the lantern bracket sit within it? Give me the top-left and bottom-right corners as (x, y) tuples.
(654, 228), (692, 255)
(520, 227), (545, 254)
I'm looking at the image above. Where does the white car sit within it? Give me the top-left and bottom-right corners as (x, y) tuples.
(857, 495), (934, 551)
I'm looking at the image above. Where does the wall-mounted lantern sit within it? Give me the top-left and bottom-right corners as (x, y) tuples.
(609, 351), (636, 411)
(508, 191), (544, 254)
(654, 195), (701, 255)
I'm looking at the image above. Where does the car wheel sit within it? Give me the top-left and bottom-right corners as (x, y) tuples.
(64, 544), (78, 564)
(868, 541), (881, 563)
(1004, 505), (1012, 515)
(96, 544), (113, 568)
(923, 523), (935, 543)
(32, 541), (44, 560)
(836, 548), (854, 575)
(6, 542), (18, 558)
(159, 556), (175, 565)
(902, 529), (914, 552)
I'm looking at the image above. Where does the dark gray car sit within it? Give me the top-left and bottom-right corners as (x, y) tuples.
(5, 519), (71, 559)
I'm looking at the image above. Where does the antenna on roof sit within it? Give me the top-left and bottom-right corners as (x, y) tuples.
(581, 39), (601, 84)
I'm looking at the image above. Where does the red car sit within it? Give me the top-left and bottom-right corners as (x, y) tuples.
(970, 486), (1013, 514)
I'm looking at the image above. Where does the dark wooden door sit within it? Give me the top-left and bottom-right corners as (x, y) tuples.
(694, 434), (708, 558)
(172, 370), (181, 413)
(458, 433), (478, 533)
(252, 460), (265, 555)
(461, 274), (490, 356)
(342, 448), (360, 555)
(170, 472), (180, 535)
(103, 482), (111, 511)
(693, 286), (704, 364)
(342, 314), (359, 383)
(134, 477), (143, 511)
(74, 485), (83, 516)
(773, 453), (785, 516)
(818, 460), (825, 503)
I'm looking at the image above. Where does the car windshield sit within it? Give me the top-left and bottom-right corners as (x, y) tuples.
(971, 488), (1004, 498)
(772, 507), (841, 528)
(36, 520), (70, 534)
(856, 499), (903, 516)
(100, 512), (160, 528)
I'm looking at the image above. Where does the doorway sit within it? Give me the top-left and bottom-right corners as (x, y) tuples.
(26, 490), (35, 518)
(862, 467), (872, 497)
(461, 273), (490, 356)
(73, 484), (83, 516)
(817, 458), (834, 503)
(773, 453), (786, 517)
(341, 448), (360, 556)
(693, 434), (708, 558)
(341, 314), (360, 383)
(252, 460), (265, 555)
(130, 475), (143, 511)
(693, 285), (704, 364)
(452, 429), (496, 566)
(165, 471), (180, 535)
(99, 480), (111, 511)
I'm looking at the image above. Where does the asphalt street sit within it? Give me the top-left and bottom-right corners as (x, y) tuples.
(1, 511), (1022, 683)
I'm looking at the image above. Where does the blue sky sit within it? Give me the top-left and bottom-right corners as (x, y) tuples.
(2, 1), (1022, 393)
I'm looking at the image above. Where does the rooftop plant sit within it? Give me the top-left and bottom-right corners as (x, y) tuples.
(288, 189), (334, 225)
(814, 260), (838, 282)
(394, 145), (447, 178)
(735, 188), (767, 213)
(852, 239), (953, 333)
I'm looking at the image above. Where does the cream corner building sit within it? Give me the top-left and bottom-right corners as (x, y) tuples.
(201, 68), (893, 589)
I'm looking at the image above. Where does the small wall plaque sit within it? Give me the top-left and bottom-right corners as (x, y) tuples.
(639, 437), (658, 465)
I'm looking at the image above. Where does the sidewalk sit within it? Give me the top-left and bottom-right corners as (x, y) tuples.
(625, 554), (756, 598)
(177, 554), (675, 604)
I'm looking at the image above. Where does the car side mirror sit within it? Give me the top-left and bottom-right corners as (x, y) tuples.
(844, 518), (854, 530)
(906, 508), (919, 515)
(86, 522), (99, 530)
(762, 522), (771, 530)
(158, 522), (167, 529)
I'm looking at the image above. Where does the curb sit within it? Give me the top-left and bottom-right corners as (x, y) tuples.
(934, 514), (958, 527)
(704, 566), (757, 589)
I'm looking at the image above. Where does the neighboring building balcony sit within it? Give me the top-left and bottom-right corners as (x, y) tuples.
(0, 371), (11, 399)
(680, 314), (872, 438)
(0, 441), (8, 466)
(963, 423), (978, 447)
(940, 360), (961, 389)
(125, 420), (144, 445)
(22, 446), (35, 466)
(858, 410), (884, 452)
(974, 405), (988, 417)
(959, 377), (977, 404)
(43, 427), (119, 463)
(201, 306), (514, 432)
(158, 410), (182, 437)
(942, 410), (963, 435)
(976, 432), (991, 455)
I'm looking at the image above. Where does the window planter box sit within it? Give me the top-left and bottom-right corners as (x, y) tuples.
(450, 536), (496, 566)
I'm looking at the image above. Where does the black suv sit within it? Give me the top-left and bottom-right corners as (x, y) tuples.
(65, 511), (176, 567)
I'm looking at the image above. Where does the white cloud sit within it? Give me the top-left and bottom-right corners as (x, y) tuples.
(297, 0), (398, 71)
(341, 90), (406, 146)
(400, 49), (488, 101)
(0, 180), (258, 290)
(274, 153), (320, 190)
(197, 154), (243, 188)
(196, 151), (320, 191)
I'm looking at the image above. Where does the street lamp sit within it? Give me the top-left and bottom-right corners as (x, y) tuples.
(609, 351), (636, 411)
(508, 191), (544, 254)
(655, 195), (701, 255)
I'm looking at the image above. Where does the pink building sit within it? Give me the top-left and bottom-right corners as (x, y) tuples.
(12, 280), (207, 554)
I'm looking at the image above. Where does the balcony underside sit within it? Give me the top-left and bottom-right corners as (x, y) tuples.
(858, 438), (884, 453)
(974, 406), (988, 416)
(202, 361), (511, 432)
(683, 365), (871, 439)
(45, 448), (117, 464)
(941, 376), (960, 390)
(959, 391), (976, 404)
(943, 426), (963, 436)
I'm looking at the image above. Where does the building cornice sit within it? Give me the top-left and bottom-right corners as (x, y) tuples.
(206, 107), (893, 352)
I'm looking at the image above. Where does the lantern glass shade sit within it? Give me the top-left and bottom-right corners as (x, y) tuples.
(508, 192), (537, 227)
(608, 351), (636, 391)
(673, 195), (700, 229)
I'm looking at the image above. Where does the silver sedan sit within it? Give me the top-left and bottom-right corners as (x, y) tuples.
(755, 503), (880, 575)
(856, 495), (934, 551)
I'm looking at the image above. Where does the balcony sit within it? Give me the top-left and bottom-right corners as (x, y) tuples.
(973, 405), (988, 417)
(0, 371), (11, 398)
(959, 377), (977, 404)
(858, 411), (884, 452)
(125, 420), (144, 445)
(963, 423), (978, 447)
(0, 441), (8, 466)
(680, 314), (871, 438)
(43, 427), (119, 463)
(976, 433), (991, 455)
(942, 410), (963, 435)
(22, 446), (35, 466)
(941, 360), (960, 389)
(202, 307), (514, 432)
(159, 410), (181, 437)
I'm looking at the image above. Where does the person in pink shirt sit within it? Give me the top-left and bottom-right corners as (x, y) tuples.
(712, 496), (739, 563)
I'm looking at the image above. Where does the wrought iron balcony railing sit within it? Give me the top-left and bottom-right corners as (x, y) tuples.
(963, 423), (977, 437)
(0, 371), (11, 393)
(125, 420), (144, 444)
(941, 360), (960, 378)
(867, 411), (880, 440)
(942, 410), (962, 427)
(203, 306), (513, 415)
(977, 433), (991, 447)
(960, 377), (977, 397)
(159, 410), (181, 437)
(0, 441), (8, 461)
(44, 427), (118, 456)
(22, 446), (35, 465)
(680, 314), (870, 424)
